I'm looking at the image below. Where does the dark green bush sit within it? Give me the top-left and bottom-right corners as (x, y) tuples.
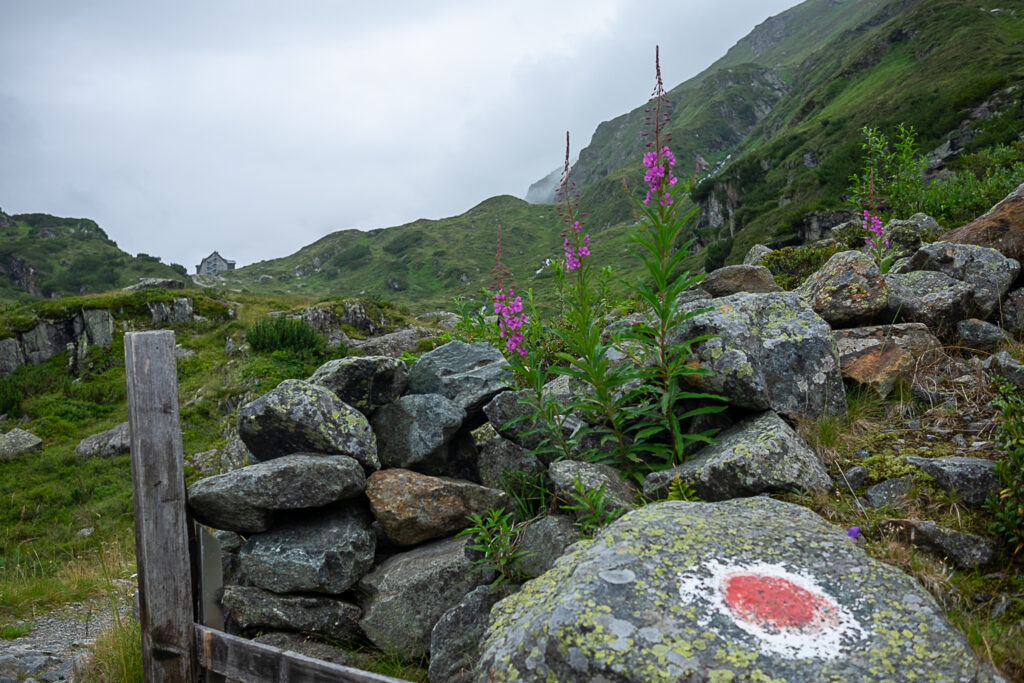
(761, 241), (845, 290)
(703, 238), (734, 272)
(246, 316), (326, 356)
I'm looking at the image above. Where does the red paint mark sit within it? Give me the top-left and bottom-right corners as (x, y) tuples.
(723, 573), (838, 630)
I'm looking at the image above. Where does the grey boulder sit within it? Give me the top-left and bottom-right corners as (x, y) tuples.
(370, 393), (465, 474)
(358, 535), (493, 659)
(238, 505), (375, 595)
(669, 292), (845, 420)
(236, 379), (379, 470)
(474, 498), (997, 682)
(187, 454), (366, 533)
(75, 422), (130, 459)
(307, 356), (408, 415)
(406, 341), (512, 415)
(643, 411), (832, 502)
(904, 455), (1000, 507)
(220, 585), (362, 644)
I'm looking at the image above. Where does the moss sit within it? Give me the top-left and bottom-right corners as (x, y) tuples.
(761, 242), (846, 290)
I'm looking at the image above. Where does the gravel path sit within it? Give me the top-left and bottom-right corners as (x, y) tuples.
(0, 584), (135, 682)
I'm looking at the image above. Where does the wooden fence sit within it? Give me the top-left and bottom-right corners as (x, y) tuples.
(125, 330), (408, 682)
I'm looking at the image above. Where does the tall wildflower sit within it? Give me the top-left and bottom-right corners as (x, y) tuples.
(491, 224), (527, 356)
(616, 45), (725, 471)
(641, 46), (678, 208)
(861, 209), (896, 273)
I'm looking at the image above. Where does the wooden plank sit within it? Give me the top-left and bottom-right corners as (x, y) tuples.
(196, 625), (411, 683)
(125, 331), (197, 682)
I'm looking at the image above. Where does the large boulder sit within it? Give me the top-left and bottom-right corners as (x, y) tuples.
(795, 250), (888, 327)
(238, 505), (375, 595)
(668, 292), (845, 420)
(0, 428), (42, 462)
(220, 585), (362, 644)
(475, 498), (998, 682)
(236, 379), (378, 471)
(834, 323), (943, 398)
(406, 341), (512, 416)
(904, 456), (1000, 507)
(883, 270), (974, 333)
(698, 265), (782, 297)
(187, 454), (366, 533)
(940, 181), (1024, 260)
(365, 469), (509, 546)
(358, 536), (492, 659)
(307, 356), (408, 415)
(429, 584), (516, 683)
(893, 241), (1020, 320)
(74, 421), (131, 459)
(370, 394), (465, 474)
(643, 411), (832, 502)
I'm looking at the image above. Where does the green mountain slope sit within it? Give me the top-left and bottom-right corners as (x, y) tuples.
(0, 209), (188, 304)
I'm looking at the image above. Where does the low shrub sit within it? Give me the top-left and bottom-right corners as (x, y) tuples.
(245, 316), (326, 357)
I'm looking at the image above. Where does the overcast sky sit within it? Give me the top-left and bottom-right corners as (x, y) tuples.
(0, 1), (797, 271)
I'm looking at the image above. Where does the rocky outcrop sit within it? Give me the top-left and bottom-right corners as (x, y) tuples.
(236, 379), (379, 471)
(642, 411), (831, 501)
(475, 498), (996, 682)
(796, 250), (888, 327)
(669, 291), (846, 420)
(0, 308), (115, 378)
(75, 422), (130, 459)
(0, 428), (42, 462)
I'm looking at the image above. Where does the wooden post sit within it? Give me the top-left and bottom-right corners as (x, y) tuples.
(125, 331), (197, 682)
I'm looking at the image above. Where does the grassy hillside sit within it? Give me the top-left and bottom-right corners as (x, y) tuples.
(0, 210), (188, 304)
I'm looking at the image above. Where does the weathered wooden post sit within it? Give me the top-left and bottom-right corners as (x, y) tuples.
(125, 330), (197, 682)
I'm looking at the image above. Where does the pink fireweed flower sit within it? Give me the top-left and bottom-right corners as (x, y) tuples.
(562, 220), (591, 272)
(642, 145), (678, 206)
(493, 287), (527, 356)
(862, 210), (888, 248)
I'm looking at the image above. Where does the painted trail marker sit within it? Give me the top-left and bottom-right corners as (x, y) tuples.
(678, 560), (867, 660)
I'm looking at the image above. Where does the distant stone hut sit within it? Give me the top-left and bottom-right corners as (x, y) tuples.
(196, 251), (236, 275)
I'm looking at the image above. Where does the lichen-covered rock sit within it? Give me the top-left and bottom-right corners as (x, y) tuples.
(474, 498), (998, 682)
(668, 292), (845, 420)
(473, 425), (543, 490)
(358, 535), (493, 659)
(187, 454), (366, 533)
(795, 250), (888, 327)
(743, 244), (773, 266)
(957, 318), (1013, 352)
(429, 584), (516, 683)
(1000, 287), (1024, 338)
(860, 475), (914, 509)
(307, 356), (409, 415)
(642, 411), (831, 502)
(123, 278), (186, 291)
(517, 514), (580, 580)
(406, 341), (512, 415)
(834, 323), (943, 398)
(699, 265), (782, 297)
(985, 351), (1024, 392)
(549, 460), (638, 517)
(370, 394), (465, 474)
(220, 585), (362, 644)
(879, 519), (996, 569)
(349, 325), (437, 358)
(894, 241), (1021, 320)
(904, 456), (999, 507)
(883, 212), (941, 257)
(365, 469), (509, 546)
(238, 505), (375, 595)
(883, 270), (973, 333)
(0, 428), (42, 462)
(236, 379), (379, 471)
(74, 421), (131, 459)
